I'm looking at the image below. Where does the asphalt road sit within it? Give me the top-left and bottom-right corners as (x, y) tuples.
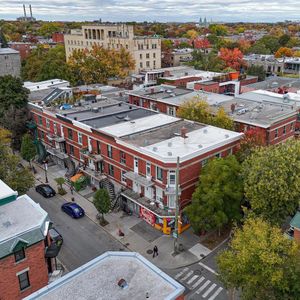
(27, 188), (125, 271)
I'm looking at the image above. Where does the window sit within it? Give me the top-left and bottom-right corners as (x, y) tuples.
(53, 123), (57, 134)
(291, 122), (295, 131)
(156, 166), (163, 181)
(140, 62), (143, 68)
(46, 119), (50, 129)
(78, 132), (82, 145)
(283, 126), (286, 135)
(140, 53), (142, 59)
(152, 44), (157, 49)
(168, 106), (175, 116)
(108, 164), (114, 177)
(153, 53), (156, 58)
(68, 128), (73, 140)
(146, 53), (150, 59)
(168, 171), (176, 186)
(201, 159), (208, 167)
(40, 131), (45, 140)
(18, 271), (30, 291)
(156, 187), (163, 203)
(146, 61), (150, 67)
(107, 145), (113, 158)
(121, 170), (126, 183)
(120, 151), (126, 164)
(38, 115), (42, 125)
(168, 195), (176, 209)
(14, 248), (25, 262)
(215, 153), (221, 158)
(146, 162), (151, 177)
(275, 129), (278, 138)
(69, 145), (74, 156)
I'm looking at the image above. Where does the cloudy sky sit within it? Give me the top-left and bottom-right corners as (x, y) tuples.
(2, 0), (300, 22)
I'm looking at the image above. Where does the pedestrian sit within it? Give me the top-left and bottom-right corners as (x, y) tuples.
(153, 245), (158, 258)
(71, 197), (75, 202)
(70, 185), (74, 195)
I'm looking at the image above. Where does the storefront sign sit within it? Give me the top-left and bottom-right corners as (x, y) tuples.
(140, 207), (155, 225)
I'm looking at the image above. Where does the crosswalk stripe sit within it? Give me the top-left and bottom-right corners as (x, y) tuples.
(202, 283), (217, 298)
(175, 267), (189, 279)
(187, 275), (199, 285)
(181, 270), (194, 281)
(196, 280), (211, 295)
(192, 276), (205, 289)
(207, 287), (223, 300)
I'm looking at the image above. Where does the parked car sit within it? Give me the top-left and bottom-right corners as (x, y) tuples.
(35, 184), (56, 198)
(61, 202), (85, 218)
(49, 227), (63, 247)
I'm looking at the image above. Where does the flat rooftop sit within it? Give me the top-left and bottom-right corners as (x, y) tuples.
(216, 96), (297, 128)
(128, 85), (233, 107)
(0, 48), (19, 55)
(0, 180), (18, 202)
(25, 252), (184, 300)
(244, 77), (300, 91)
(24, 79), (69, 91)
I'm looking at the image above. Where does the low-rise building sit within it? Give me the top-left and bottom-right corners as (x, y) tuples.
(9, 42), (36, 60)
(25, 251), (185, 300)
(0, 180), (55, 300)
(0, 48), (21, 77)
(29, 95), (243, 234)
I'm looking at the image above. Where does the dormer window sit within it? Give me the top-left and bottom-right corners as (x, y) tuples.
(14, 248), (25, 262)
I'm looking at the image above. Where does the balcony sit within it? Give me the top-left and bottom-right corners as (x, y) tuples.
(124, 171), (153, 187)
(80, 148), (103, 162)
(78, 166), (106, 181)
(47, 133), (65, 143)
(164, 185), (181, 195)
(121, 189), (175, 218)
(45, 145), (68, 160)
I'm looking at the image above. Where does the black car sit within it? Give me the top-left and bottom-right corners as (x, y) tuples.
(35, 184), (56, 198)
(49, 228), (63, 247)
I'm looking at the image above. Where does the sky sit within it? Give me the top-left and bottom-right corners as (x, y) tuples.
(2, 0), (300, 23)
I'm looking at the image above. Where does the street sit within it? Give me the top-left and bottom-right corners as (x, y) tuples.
(27, 188), (125, 271)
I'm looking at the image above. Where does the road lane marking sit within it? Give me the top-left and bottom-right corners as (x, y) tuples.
(187, 275), (199, 285)
(196, 280), (211, 294)
(208, 287), (223, 300)
(175, 267), (189, 279)
(181, 270), (194, 281)
(198, 262), (219, 275)
(192, 276), (205, 289)
(202, 283), (217, 298)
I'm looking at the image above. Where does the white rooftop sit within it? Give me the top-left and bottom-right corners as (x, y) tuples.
(99, 114), (179, 137)
(141, 125), (243, 161)
(0, 180), (18, 202)
(24, 79), (70, 91)
(0, 194), (48, 243)
(0, 48), (19, 55)
(25, 252), (184, 300)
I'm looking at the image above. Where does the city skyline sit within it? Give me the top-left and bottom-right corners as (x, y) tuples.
(2, 0), (300, 23)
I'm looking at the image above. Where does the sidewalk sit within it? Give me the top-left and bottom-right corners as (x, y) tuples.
(30, 161), (212, 270)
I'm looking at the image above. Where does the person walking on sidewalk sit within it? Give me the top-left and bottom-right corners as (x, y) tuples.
(153, 245), (158, 258)
(70, 185), (74, 195)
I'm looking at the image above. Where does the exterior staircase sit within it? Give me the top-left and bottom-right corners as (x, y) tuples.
(100, 177), (118, 208)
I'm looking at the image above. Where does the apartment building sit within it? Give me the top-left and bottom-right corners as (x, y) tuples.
(0, 48), (21, 77)
(64, 24), (161, 73)
(28, 96), (242, 235)
(0, 180), (55, 300)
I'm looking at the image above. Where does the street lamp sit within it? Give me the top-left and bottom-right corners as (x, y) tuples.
(173, 156), (180, 254)
(43, 160), (48, 183)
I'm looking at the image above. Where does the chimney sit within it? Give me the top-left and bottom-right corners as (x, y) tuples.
(150, 88), (154, 94)
(23, 4), (27, 18)
(29, 4), (33, 18)
(181, 126), (187, 139)
(231, 103), (236, 114)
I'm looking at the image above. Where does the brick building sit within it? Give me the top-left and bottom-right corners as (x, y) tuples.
(29, 97), (242, 234)
(127, 85), (298, 145)
(9, 42), (35, 60)
(52, 33), (64, 44)
(0, 180), (54, 300)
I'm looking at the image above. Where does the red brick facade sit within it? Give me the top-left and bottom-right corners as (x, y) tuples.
(0, 241), (49, 300)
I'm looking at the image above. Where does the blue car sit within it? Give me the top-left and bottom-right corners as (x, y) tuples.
(61, 202), (85, 219)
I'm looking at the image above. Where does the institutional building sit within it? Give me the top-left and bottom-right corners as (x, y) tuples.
(0, 48), (21, 77)
(0, 180), (55, 300)
(29, 96), (242, 234)
(64, 24), (161, 73)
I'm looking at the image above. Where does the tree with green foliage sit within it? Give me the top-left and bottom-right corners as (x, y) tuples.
(177, 97), (234, 130)
(242, 140), (300, 225)
(0, 76), (29, 149)
(0, 29), (8, 47)
(22, 45), (76, 84)
(209, 24), (228, 36)
(190, 50), (225, 72)
(0, 142), (34, 195)
(246, 65), (266, 81)
(54, 177), (66, 195)
(68, 45), (135, 85)
(93, 189), (111, 224)
(278, 34), (291, 47)
(259, 35), (280, 53)
(20, 133), (37, 167)
(217, 217), (300, 300)
(37, 22), (63, 38)
(248, 41), (271, 54)
(185, 156), (243, 235)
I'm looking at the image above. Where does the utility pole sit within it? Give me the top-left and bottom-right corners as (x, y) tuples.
(173, 156), (180, 254)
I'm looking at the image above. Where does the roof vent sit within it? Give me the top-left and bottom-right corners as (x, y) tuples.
(129, 106), (132, 109)
(198, 144), (203, 148)
(117, 278), (128, 289)
(181, 126), (187, 138)
(74, 117), (77, 121)
(144, 139), (149, 146)
(92, 107), (99, 113)
(225, 134), (229, 138)
(124, 115), (131, 121)
(168, 142), (172, 147)
(203, 128), (208, 134)
(168, 151), (172, 156)
(153, 147), (158, 152)
(118, 102), (122, 107)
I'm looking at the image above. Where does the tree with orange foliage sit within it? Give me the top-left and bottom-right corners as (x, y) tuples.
(193, 38), (211, 50)
(238, 39), (251, 54)
(275, 47), (293, 58)
(219, 48), (245, 71)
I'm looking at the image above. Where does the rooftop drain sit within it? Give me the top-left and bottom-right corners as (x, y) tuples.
(117, 278), (128, 289)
